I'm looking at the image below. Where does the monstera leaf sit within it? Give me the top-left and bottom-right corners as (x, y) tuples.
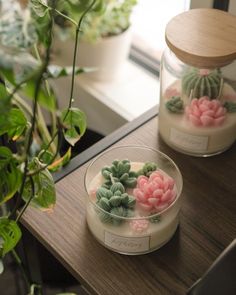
(0, 218), (22, 257)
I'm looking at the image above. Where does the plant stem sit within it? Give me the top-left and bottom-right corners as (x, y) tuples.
(30, 284), (43, 295)
(33, 45), (57, 154)
(55, 9), (77, 26)
(27, 130), (62, 177)
(10, 1), (96, 210)
(64, 0), (96, 121)
(16, 176), (34, 223)
(11, 249), (31, 291)
(12, 93), (33, 118)
(37, 106), (57, 154)
(9, 2), (56, 219)
(6, 80), (28, 102)
(38, 0), (78, 26)
(28, 0), (97, 176)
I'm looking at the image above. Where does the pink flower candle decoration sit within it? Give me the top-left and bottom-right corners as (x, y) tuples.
(165, 87), (180, 99)
(129, 219), (149, 233)
(133, 171), (177, 213)
(185, 96), (227, 127)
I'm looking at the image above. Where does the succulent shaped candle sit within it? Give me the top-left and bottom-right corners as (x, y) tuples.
(159, 9), (236, 156)
(85, 146), (183, 255)
(159, 65), (236, 156)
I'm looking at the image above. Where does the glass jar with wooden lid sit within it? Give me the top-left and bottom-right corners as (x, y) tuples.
(159, 8), (236, 156)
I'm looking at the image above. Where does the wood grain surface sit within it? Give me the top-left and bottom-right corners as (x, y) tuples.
(21, 117), (236, 295)
(165, 8), (236, 68)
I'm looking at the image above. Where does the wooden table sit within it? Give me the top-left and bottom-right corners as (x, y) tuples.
(22, 108), (236, 295)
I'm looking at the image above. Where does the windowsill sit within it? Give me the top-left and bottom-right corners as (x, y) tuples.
(76, 59), (159, 121)
(53, 59), (159, 136)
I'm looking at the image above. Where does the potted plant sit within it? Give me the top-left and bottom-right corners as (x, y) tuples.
(53, 0), (138, 81)
(0, 0), (102, 294)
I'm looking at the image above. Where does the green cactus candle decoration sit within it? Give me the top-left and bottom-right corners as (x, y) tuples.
(101, 159), (137, 189)
(182, 68), (222, 99)
(96, 182), (136, 225)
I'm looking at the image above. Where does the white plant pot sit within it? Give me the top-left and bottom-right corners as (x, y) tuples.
(52, 27), (132, 82)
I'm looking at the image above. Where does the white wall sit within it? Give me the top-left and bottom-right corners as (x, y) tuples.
(229, 0), (236, 15)
(189, 0), (213, 9)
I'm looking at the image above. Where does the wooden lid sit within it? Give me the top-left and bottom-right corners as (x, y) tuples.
(165, 8), (236, 68)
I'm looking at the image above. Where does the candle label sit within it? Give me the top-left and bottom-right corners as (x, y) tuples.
(104, 231), (150, 253)
(170, 128), (208, 151)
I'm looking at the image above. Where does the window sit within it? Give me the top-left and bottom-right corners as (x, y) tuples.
(131, 0), (190, 64)
(75, 0), (233, 135)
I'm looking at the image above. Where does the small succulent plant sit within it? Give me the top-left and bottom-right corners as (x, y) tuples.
(224, 101), (236, 113)
(137, 162), (158, 177)
(149, 214), (161, 224)
(101, 159), (137, 189)
(96, 182), (136, 225)
(165, 96), (184, 113)
(182, 68), (222, 99)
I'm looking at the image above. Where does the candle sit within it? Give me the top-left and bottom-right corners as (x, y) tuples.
(85, 146), (183, 255)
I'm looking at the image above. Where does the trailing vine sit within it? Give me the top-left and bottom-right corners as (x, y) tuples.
(0, 0), (100, 294)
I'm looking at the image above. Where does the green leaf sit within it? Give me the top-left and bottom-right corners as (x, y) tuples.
(30, 0), (49, 17)
(70, 0), (105, 13)
(22, 80), (56, 110)
(0, 258), (4, 274)
(46, 65), (91, 79)
(0, 82), (8, 98)
(224, 101), (236, 113)
(38, 149), (54, 165)
(0, 147), (12, 168)
(0, 108), (27, 140)
(61, 108), (87, 146)
(22, 159), (56, 211)
(0, 83), (11, 129)
(96, 187), (110, 200)
(47, 147), (71, 172)
(0, 218), (22, 257)
(64, 127), (80, 146)
(0, 8), (38, 49)
(33, 8), (51, 46)
(0, 51), (40, 84)
(0, 162), (22, 205)
(1, 69), (16, 85)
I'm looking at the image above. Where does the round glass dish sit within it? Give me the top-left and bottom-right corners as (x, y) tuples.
(84, 146), (183, 255)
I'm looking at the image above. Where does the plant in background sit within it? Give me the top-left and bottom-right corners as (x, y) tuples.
(54, 0), (137, 43)
(0, 0), (103, 294)
(81, 0), (137, 42)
